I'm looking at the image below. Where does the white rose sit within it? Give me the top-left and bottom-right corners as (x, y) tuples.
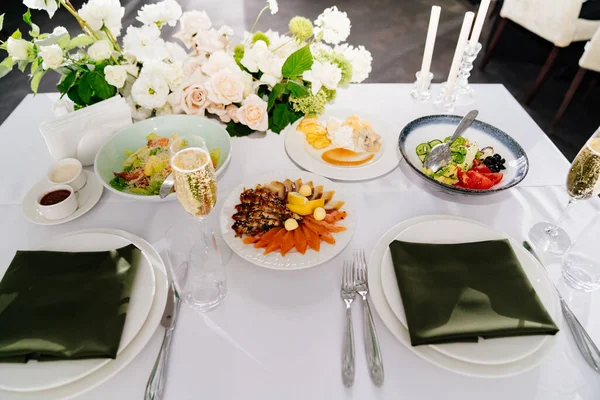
(225, 104), (239, 123)
(104, 65), (128, 88)
(205, 69), (244, 105)
(165, 41), (188, 64)
(123, 25), (168, 63)
(193, 28), (230, 55)
(87, 40), (112, 61)
(137, 0), (182, 28)
(7, 38), (31, 61)
(24, 0), (59, 18)
(131, 73), (170, 109)
(174, 10), (212, 49)
(240, 71), (255, 97)
(303, 60), (341, 95)
(178, 82), (210, 116)
(143, 60), (183, 90)
(125, 95), (152, 121)
(78, 0), (125, 37)
(207, 102), (228, 121)
(39, 44), (63, 69)
(183, 55), (208, 79)
(201, 50), (238, 76)
(237, 94), (268, 131)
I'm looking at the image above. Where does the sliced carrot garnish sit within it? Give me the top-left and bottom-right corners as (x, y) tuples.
(320, 231), (336, 245)
(254, 228), (282, 248)
(280, 230), (295, 256)
(243, 236), (258, 244)
(294, 226), (307, 254)
(264, 229), (287, 255)
(302, 224), (320, 252)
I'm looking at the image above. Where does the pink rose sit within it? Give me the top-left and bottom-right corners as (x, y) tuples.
(207, 102), (229, 122)
(237, 94), (268, 131)
(180, 82), (209, 116)
(226, 104), (239, 123)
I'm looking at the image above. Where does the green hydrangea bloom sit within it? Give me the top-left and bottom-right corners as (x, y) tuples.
(252, 31), (270, 46)
(289, 17), (313, 41)
(318, 51), (353, 86)
(290, 87), (336, 116)
(233, 44), (245, 64)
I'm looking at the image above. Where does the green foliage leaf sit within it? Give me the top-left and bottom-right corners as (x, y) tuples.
(11, 29), (22, 39)
(269, 103), (303, 133)
(226, 121), (255, 137)
(267, 82), (287, 111)
(67, 85), (83, 106)
(17, 60), (28, 73)
(286, 81), (309, 98)
(78, 73), (94, 104)
(57, 69), (78, 94)
(30, 70), (45, 93)
(30, 57), (42, 76)
(67, 34), (94, 50)
(0, 57), (16, 79)
(88, 70), (116, 99)
(56, 33), (71, 48)
(281, 45), (313, 79)
(29, 23), (40, 38)
(23, 9), (32, 26)
(0, 14), (4, 32)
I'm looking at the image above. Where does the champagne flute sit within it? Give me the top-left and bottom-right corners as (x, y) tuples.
(170, 147), (225, 311)
(529, 129), (600, 254)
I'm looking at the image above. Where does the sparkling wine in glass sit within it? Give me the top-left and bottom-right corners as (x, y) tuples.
(171, 147), (226, 311)
(529, 135), (600, 254)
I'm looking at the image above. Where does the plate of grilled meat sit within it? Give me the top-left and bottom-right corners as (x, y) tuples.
(219, 171), (355, 270)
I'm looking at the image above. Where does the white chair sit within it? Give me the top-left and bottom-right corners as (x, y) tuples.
(552, 27), (600, 128)
(480, 0), (600, 104)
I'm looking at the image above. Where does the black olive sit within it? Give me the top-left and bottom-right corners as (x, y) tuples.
(493, 154), (501, 160)
(500, 158), (506, 163)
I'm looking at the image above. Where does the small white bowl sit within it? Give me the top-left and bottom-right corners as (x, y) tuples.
(47, 158), (87, 191)
(37, 185), (78, 220)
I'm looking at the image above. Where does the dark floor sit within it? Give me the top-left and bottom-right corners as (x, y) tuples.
(0, 0), (597, 161)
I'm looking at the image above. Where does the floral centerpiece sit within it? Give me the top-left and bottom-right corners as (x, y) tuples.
(0, 0), (372, 136)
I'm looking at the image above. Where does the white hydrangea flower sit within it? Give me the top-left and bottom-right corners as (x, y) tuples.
(131, 73), (170, 109)
(165, 41), (188, 64)
(50, 26), (68, 37)
(7, 38), (31, 61)
(267, 0), (278, 15)
(174, 10), (212, 49)
(313, 6), (351, 45)
(78, 0), (125, 37)
(104, 65), (128, 88)
(123, 25), (168, 63)
(87, 40), (112, 61)
(303, 60), (342, 95)
(24, 0), (59, 18)
(137, 0), (182, 28)
(125, 95), (153, 121)
(201, 51), (239, 76)
(334, 43), (372, 83)
(39, 44), (63, 69)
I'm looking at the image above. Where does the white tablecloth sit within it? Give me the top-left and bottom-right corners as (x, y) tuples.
(0, 85), (599, 399)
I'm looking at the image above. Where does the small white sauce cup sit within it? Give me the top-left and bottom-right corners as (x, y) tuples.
(37, 185), (78, 221)
(47, 158), (87, 192)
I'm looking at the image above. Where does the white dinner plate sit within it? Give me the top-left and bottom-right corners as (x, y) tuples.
(369, 215), (562, 378)
(0, 231), (156, 392)
(284, 110), (401, 181)
(220, 171), (355, 270)
(22, 171), (103, 225)
(0, 229), (169, 399)
(379, 219), (556, 365)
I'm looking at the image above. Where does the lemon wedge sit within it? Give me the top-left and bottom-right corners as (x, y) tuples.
(287, 192), (307, 206)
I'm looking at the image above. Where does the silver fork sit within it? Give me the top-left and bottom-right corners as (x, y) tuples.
(341, 260), (356, 388)
(354, 249), (384, 387)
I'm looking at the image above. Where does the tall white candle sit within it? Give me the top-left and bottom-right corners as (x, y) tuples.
(419, 5), (441, 86)
(445, 11), (474, 96)
(469, 0), (491, 45)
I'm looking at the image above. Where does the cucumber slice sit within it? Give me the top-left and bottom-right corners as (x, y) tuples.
(416, 142), (431, 156)
(452, 152), (465, 163)
(418, 154), (427, 162)
(428, 139), (443, 148)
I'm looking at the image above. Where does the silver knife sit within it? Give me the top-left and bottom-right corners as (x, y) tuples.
(523, 241), (600, 373)
(145, 282), (181, 399)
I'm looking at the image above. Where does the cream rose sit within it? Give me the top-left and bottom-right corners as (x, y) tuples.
(206, 69), (244, 105)
(88, 40), (112, 61)
(179, 82), (210, 116)
(39, 44), (63, 69)
(183, 55), (208, 80)
(225, 104), (239, 123)
(237, 94), (268, 131)
(207, 102), (230, 122)
(104, 65), (128, 88)
(7, 38), (31, 61)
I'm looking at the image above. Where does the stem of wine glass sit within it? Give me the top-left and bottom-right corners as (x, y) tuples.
(545, 198), (576, 237)
(195, 216), (213, 249)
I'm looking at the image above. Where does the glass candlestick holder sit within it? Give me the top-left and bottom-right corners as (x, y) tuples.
(455, 42), (482, 105)
(410, 71), (434, 102)
(434, 82), (457, 113)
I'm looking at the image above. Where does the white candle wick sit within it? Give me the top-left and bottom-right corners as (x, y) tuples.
(469, 0), (491, 46)
(445, 11), (475, 96)
(419, 5), (441, 88)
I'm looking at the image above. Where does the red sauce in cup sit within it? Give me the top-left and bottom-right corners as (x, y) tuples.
(40, 189), (71, 206)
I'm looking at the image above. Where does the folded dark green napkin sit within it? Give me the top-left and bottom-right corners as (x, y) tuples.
(0, 244), (140, 363)
(389, 239), (559, 346)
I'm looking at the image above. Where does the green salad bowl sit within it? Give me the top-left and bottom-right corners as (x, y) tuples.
(94, 115), (232, 201)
